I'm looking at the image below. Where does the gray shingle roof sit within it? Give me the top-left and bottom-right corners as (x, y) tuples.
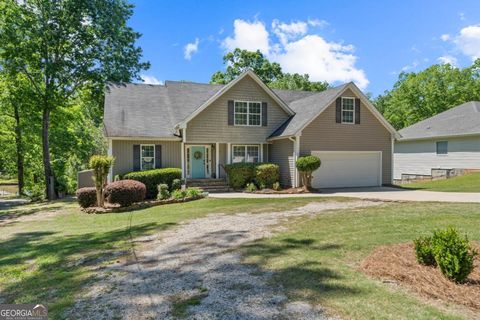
(103, 80), (349, 139)
(398, 101), (480, 140)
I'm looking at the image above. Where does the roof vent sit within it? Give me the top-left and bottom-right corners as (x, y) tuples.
(426, 126), (431, 130)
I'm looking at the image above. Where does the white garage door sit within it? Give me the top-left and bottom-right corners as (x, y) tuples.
(311, 151), (382, 188)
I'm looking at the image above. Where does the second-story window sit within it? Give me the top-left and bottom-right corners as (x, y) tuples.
(234, 101), (261, 126)
(341, 97), (355, 124)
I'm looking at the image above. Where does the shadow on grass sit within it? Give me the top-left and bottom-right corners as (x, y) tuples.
(0, 221), (176, 317)
(244, 237), (361, 302)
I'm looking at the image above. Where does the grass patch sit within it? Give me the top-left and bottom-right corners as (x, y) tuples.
(171, 288), (208, 318)
(399, 173), (480, 192)
(0, 196), (334, 319)
(242, 201), (480, 319)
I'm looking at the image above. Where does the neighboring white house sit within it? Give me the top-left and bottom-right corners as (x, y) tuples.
(394, 101), (480, 180)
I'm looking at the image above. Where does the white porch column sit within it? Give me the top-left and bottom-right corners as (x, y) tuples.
(215, 142), (220, 179)
(260, 143), (264, 162)
(294, 136), (301, 187)
(227, 143), (231, 164)
(181, 128), (186, 179)
(107, 138), (113, 182)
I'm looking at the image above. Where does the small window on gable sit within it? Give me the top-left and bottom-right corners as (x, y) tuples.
(436, 141), (448, 155)
(234, 101), (261, 126)
(341, 97), (355, 124)
(141, 145), (155, 170)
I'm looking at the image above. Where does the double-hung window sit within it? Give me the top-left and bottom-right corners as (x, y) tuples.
(234, 101), (261, 126)
(341, 97), (355, 124)
(141, 145), (155, 170)
(436, 141), (448, 155)
(232, 145), (259, 163)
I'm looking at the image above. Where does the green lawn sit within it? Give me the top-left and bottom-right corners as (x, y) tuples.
(0, 197), (323, 319)
(243, 201), (480, 320)
(399, 172), (480, 192)
(1, 197), (479, 319)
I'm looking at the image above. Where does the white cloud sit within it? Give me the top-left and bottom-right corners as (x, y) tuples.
(223, 19), (270, 54)
(184, 38), (200, 60)
(308, 18), (329, 28)
(400, 60), (419, 72)
(222, 18), (369, 89)
(459, 12), (466, 21)
(140, 74), (162, 85)
(454, 24), (480, 60)
(437, 55), (458, 66)
(440, 34), (450, 41)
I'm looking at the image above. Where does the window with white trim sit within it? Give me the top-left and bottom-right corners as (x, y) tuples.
(234, 101), (261, 126)
(232, 145), (259, 163)
(341, 97), (355, 124)
(141, 145), (155, 170)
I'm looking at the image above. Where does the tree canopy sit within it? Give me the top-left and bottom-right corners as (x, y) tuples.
(210, 48), (329, 92)
(374, 60), (480, 130)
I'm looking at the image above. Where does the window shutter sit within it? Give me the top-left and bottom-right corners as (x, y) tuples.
(261, 102), (268, 126)
(228, 100), (234, 125)
(133, 145), (140, 171)
(335, 98), (341, 123)
(155, 145), (162, 168)
(355, 98), (361, 124)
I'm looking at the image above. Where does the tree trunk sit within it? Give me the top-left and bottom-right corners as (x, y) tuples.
(13, 104), (24, 195)
(42, 108), (55, 200)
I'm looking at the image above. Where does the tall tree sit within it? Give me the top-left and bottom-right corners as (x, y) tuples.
(211, 48), (329, 92)
(374, 60), (480, 129)
(0, 0), (149, 199)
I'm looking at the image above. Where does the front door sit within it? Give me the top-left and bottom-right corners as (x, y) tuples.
(191, 146), (206, 178)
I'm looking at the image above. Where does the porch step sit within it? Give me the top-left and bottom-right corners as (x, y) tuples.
(187, 179), (230, 193)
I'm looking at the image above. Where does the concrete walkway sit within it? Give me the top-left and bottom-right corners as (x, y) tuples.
(209, 187), (480, 203)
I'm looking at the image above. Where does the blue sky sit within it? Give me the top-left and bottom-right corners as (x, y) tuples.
(130, 0), (480, 96)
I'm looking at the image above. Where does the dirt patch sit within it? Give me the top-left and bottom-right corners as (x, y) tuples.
(361, 243), (480, 313)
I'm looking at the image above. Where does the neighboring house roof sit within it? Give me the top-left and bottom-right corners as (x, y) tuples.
(398, 101), (480, 141)
(104, 71), (397, 139)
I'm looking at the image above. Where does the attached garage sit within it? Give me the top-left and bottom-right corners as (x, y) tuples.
(311, 151), (382, 188)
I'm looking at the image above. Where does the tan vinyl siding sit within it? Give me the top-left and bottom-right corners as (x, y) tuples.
(269, 138), (294, 186)
(186, 75), (290, 143)
(112, 140), (181, 177)
(300, 89), (393, 184)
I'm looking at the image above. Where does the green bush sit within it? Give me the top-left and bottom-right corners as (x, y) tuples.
(431, 227), (477, 283)
(89, 155), (115, 207)
(171, 189), (187, 199)
(171, 178), (182, 191)
(272, 182), (281, 191)
(225, 163), (256, 189)
(124, 168), (181, 199)
(255, 163), (279, 189)
(296, 156), (321, 190)
(413, 236), (436, 266)
(157, 184), (170, 200)
(245, 182), (257, 192)
(186, 187), (202, 198)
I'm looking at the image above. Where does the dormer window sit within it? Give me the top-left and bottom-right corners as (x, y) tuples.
(341, 97), (355, 124)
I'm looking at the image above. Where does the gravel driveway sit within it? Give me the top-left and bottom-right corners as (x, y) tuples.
(71, 200), (382, 319)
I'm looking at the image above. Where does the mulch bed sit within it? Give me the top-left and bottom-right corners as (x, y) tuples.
(361, 243), (480, 312)
(82, 194), (207, 214)
(253, 187), (310, 194)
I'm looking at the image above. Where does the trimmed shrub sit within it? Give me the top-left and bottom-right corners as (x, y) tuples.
(186, 187), (202, 198)
(105, 180), (146, 207)
(171, 178), (182, 191)
(431, 227), (477, 283)
(256, 163), (280, 189)
(296, 156), (321, 190)
(171, 189), (187, 199)
(157, 184), (170, 200)
(124, 168), (181, 199)
(245, 182), (257, 193)
(413, 236), (436, 266)
(225, 163), (256, 189)
(272, 182), (281, 191)
(89, 155), (115, 207)
(76, 187), (97, 208)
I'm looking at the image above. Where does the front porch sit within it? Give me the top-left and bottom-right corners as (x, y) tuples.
(181, 142), (268, 181)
